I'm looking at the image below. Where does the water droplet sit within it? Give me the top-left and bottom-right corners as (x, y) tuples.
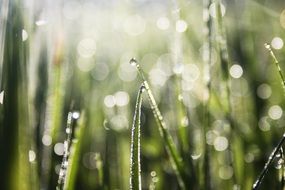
(129, 58), (138, 67)
(29, 150), (36, 162)
(140, 84), (146, 92)
(72, 111), (80, 119)
(191, 153), (201, 160)
(0, 91), (4, 104)
(181, 116), (189, 126)
(275, 158), (284, 169)
(264, 43), (271, 50)
(22, 29), (28, 41)
(66, 128), (71, 134)
(64, 141), (68, 153)
(64, 161), (69, 168)
(59, 169), (65, 177)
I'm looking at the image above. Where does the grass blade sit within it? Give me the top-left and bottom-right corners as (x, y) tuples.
(64, 112), (85, 190)
(253, 133), (285, 190)
(253, 43), (285, 190)
(56, 111), (80, 190)
(129, 84), (144, 190)
(130, 58), (186, 190)
(264, 43), (285, 91)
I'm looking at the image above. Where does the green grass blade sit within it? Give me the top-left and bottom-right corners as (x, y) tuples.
(64, 112), (85, 190)
(264, 43), (285, 92)
(202, 0), (214, 189)
(56, 111), (81, 190)
(129, 84), (144, 190)
(130, 58), (186, 190)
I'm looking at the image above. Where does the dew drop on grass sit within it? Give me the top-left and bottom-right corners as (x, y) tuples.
(191, 153), (202, 160)
(274, 158), (284, 169)
(66, 128), (71, 134)
(129, 58), (138, 67)
(72, 111), (80, 119)
(22, 29), (28, 41)
(0, 91), (4, 104)
(264, 43), (271, 50)
(141, 85), (146, 92)
(29, 150), (36, 162)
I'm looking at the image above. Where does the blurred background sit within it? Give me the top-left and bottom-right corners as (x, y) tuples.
(1, 0), (285, 189)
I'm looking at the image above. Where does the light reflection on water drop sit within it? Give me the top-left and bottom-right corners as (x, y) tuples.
(129, 58), (138, 67)
(22, 29), (28, 41)
(0, 91), (4, 104)
(264, 43), (271, 50)
(29, 150), (36, 162)
(72, 111), (80, 119)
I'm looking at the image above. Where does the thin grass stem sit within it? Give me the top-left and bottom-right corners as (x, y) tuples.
(130, 58), (186, 190)
(129, 84), (144, 190)
(253, 133), (285, 190)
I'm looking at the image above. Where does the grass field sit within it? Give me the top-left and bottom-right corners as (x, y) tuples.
(1, 0), (285, 189)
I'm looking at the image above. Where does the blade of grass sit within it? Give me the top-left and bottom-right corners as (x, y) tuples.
(253, 44), (285, 190)
(253, 133), (285, 190)
(130, 58), (186, 190)
(0, 1), (32, 189)
(56, 111), (80, 190)
(64, 112), (85, 190)
(129, 84), (144, 190)
(279, 148), (285, 190)
(215, 0), (239, 186)
(202, 0), (214, 189)
(264, 43), (285, 90)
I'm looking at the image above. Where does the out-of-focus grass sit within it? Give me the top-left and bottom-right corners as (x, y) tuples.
(1, 0), (285, 190)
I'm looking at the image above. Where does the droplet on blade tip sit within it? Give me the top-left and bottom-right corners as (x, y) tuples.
(264, 43), (271, 50)
(140, 84), (146, 92)
(129, 58), (138, 67)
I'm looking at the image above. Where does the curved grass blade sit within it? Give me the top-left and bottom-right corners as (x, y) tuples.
(130, 58), (186, 190)
(253, 44), (285, 190)
(129, 84), (144, 190)
(264, 43), (285, 91)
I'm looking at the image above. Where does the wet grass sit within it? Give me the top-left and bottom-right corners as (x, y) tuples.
(1, 0), (285, 190)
